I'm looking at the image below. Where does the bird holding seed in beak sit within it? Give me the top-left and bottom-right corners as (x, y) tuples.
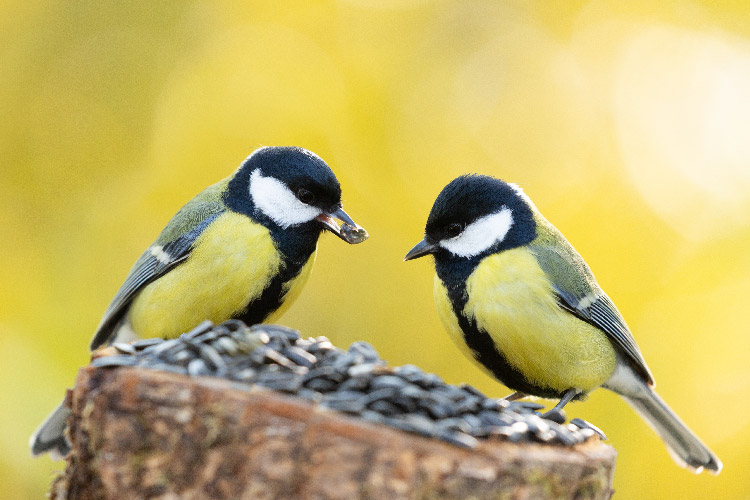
(31, 146), (368, 458)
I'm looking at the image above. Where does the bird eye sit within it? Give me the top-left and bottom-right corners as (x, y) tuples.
(446, 223), (464, 238)
(296, 188), (315, 204)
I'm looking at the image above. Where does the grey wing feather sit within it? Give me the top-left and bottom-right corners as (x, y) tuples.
(555, 288), (654, 385)
(89, 209), (223, 350)
(530, 221), (655, 385)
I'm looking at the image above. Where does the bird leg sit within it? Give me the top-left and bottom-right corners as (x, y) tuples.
(542, 388), (580, 418)
(503, 391), (527, 401)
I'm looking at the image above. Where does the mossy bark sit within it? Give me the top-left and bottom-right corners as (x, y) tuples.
(51, 366), (616, 500)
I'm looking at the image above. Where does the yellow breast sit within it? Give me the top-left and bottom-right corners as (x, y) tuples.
(128, 212), (283, 339)
(437, 248), (616, 393)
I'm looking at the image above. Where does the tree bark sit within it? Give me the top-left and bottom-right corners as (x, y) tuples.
(51, 366), (616, 500)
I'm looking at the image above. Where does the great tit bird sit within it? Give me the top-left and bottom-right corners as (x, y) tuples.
(405, 174), (721, 474)
(31, 146), (368, 458)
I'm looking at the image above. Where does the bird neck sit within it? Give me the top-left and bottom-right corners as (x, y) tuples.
(222, 169), (321, 264)
(270, 222), (321, 266)
(434, 253), (482, 310)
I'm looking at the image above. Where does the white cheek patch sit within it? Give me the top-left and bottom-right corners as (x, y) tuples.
(439, 208), (514, 258)
(249, 169), (321, 228)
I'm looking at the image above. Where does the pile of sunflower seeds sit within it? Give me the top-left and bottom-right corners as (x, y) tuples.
(92, 320), (606, 449)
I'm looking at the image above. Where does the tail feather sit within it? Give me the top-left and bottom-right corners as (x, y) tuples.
(29, 401), (71, 460)
(604, 360), (721, 474)
(32, 324), (138, 460)
(622, 390), (721, 473)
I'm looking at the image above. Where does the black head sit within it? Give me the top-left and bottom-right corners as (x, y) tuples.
(224, 146), (367, 244)
(405, 175), (537, 262)
(251, 146), (342, 212)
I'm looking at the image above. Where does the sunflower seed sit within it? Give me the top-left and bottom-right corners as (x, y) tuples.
(543, 409), (567, 424)
(460, 384), (487, 398)
(283, 346), (317, 368)
(348, 362), (379, 379)
(509, 401), (546, 413)
(132, 338), (163, 349)
(370, 375), (408, 391)
(199, 344), (225, 370)
(338, 376), (370, 392)
(183, 320), (214, 339)
(89, 319), (604, 449)
(347, 341), (380, 362)
(436, 417), (471, 433)
(340, 223), (369, 244)
(214, 337), (239, 356)
(554, 425), (583, 446)
(255, 371), (302, 392)
(360, 410), (386, 424)
(365, 387), (400, 403)
(304, 378), (337, 392)
(91, 355), (139, 368)
(481, 398), (507, 411)
(143, 338), (181, 357)
(439, 430), (479, 449)
(423, 401), (454, 420)
(322, 390), (367, 413)
(571, 418), (607, 440)
(525, 414), (551, 436)
(367, 399), (402, 416)
(112, 343), (137, 355)
(187, 359), (210, 377)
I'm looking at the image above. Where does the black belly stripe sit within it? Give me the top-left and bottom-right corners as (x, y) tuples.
(436, 256), (568, 399)
(234, 262), (302, 325)
(235, 225), (318, 326)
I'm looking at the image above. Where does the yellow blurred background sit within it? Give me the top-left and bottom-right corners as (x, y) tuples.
(2, 1), (749, 498)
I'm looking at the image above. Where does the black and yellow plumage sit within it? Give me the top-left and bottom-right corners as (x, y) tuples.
(405, 174), (720, 474)
(31, 146), (367, 458)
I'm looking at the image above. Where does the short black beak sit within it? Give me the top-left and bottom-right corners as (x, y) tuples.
(316, 207), (369, 244)
(404, 238), (438, 261)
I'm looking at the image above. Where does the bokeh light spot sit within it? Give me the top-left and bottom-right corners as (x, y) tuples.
(615, 26), (750, 240)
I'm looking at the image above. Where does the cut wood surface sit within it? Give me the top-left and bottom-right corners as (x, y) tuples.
(51, 365), (616, 500)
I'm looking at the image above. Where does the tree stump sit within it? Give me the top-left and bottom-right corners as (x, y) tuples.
(50, 366), (616, 500)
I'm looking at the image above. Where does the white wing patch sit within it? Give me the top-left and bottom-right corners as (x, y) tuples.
(249, 169), (321, 228)
(576, 293), (599, 310)
(149, 245), (172, 265)
(439, 207), (514, 258)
